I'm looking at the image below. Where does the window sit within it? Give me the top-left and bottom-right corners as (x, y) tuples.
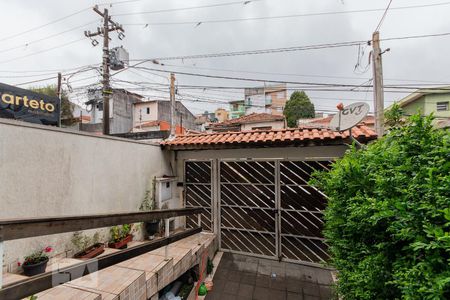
(146, 107), (150, 114)
(252, 126), (272, 131)
(436, 102), (449, 111)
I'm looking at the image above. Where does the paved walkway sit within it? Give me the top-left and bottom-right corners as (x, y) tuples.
(206, 252), (335, 300)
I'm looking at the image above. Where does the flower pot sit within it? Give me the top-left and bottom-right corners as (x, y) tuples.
(108, 234), (133, 249)
(22, 258), (49, 276)
(74, 243), (105, 259)
(145, 220), (160, 237)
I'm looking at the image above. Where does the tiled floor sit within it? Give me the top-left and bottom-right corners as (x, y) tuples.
(206, 253), (335, 300)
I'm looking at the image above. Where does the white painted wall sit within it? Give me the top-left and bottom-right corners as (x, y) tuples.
(0, 119), (174, 272)
(241, 120), (285, 131)
(133, 102), (158, 127)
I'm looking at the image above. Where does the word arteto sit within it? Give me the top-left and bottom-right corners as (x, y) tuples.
(1, 93), (55, 112)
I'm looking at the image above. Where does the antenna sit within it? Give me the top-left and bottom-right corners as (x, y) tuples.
(330, 102), (370, 147)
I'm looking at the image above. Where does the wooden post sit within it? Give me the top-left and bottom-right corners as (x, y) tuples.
(372, 31), (385, 137)
(57, 72), (62, 127)
(170, 73), (176, 137)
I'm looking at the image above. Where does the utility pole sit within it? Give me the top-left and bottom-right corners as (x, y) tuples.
(56, 72), (62, 127)
(85, 5), (124, 135)
(372, 31), (385, 137)
(170, 73), (176, 137)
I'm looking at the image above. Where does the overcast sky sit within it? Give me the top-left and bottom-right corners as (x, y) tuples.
(1, 0), (449, 115)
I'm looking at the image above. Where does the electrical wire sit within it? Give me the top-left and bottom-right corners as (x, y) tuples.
(122, 1), (450, 26)
(0, 38), (86, 65)
(375, 0), (393, 32)
(113, 0), (264, 17)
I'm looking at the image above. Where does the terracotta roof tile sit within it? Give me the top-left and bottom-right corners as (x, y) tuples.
(161, 125), (377, 150)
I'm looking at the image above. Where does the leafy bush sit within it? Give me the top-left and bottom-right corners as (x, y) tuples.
(311, 115), (450, 299)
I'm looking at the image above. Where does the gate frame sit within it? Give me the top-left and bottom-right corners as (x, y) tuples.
(217, 157), (335, 267)
(183, 159), (215, 232)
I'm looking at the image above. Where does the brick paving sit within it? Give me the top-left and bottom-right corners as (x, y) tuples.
(206, 253), (335, 300)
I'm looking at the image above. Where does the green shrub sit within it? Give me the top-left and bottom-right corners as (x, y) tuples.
(311, 115), (450, 299)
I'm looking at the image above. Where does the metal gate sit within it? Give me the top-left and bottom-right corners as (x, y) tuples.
(219, 159), (332, 264)
(184, 160), (213, 231)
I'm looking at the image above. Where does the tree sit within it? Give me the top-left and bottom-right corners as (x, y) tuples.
(311, 114), (450, 299)
(283, 91), (315, 127)
(30, 85), (74, 124)
(384, 102), (405, 129)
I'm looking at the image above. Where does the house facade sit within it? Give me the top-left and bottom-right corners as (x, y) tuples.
(84, 88), (144, 134)
(244, 84), (287, 115)
(229, 100), (246, 119)
(133, 100), (198, 133)
(207, 112), (285, 132)
(395, 88), (450, 122)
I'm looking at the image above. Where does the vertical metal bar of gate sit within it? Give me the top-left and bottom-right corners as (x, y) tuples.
(275, 160), (281, 260)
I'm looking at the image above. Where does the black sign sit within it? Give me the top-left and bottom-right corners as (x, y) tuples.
(0, 82), (60, 126)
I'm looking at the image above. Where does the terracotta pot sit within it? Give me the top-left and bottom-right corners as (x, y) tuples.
(22, 258), (49, 276)
(108, 234), (133, 249)
(74, 243), (105, 259)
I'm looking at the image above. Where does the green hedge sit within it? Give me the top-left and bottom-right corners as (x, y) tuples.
(311, 115), (450, 299)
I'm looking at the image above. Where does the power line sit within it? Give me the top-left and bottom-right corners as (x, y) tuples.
(122, 1), (450, 26)
(0, 7), (91, 43)
(131, 66), (450, 91)
(161, 62), (448, 85)
(113, 0), (264, 17)
(375, 0), (393, 32)
(0, 38), (86, 65)
(0, 20), (99, 55)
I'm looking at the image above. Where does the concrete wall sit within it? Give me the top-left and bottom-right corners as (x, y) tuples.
(241, 120), (285, 131)
(134, 102), (159, 126)
(0, 119), (173, 272)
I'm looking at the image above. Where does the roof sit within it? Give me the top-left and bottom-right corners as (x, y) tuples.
(161, 125), (377, 150)
(212, 113), (285, 127)
(395, 86), (450, 108)
(135, 120), (161, 128)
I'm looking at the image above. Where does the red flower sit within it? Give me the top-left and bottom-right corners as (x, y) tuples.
(17, 262), (21, 267)
(44, 246), (53, 253)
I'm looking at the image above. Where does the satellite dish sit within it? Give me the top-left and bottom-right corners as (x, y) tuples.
(329, 102), (370, 131)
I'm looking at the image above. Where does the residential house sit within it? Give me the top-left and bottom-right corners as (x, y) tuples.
(393, 87), (450, 128)
(215, 108), (229, 122)
(229, 100), (246, 119)
(207, 112), (285, 132)
(84, 88), (144, 134)
(244, 84), (287, 115)
(133, 100), (197, 133)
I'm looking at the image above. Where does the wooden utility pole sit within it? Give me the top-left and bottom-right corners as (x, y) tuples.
(372, 31), (385, 137)
(56, 72), (62, 127)
(170, 73), (176, 137)
(85, 5), (124, 135)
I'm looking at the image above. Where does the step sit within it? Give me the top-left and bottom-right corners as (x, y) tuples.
(23, 285), (102, 300)
(117, 253), (174, 296)
(65, 265), (146, 300)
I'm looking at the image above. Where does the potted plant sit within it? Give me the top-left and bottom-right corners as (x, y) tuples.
(71, 232), (104, 259)
(108, 224), (133, 249)
(20, 246), (52, 276)
(140, 179), (160, 239)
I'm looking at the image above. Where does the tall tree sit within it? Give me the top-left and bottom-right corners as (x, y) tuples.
(30, 85), (74, 123)
(283, 91), (315, 127)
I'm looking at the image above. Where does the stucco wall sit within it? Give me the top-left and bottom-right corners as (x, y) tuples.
(0, 119), (173, 272)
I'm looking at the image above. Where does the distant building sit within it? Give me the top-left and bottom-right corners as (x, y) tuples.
(245, 84), (287, 115)
(229, 100), (246, 119)
(84, 89), (144, 134)
(215, 108), (229, 122)
(393, 87), (450, 128)
(133, 100), (197, 133)
(207, 113), (285, 132)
